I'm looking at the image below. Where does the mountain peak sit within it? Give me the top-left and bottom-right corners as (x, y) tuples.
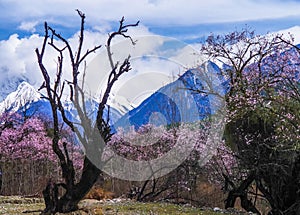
(17, 81), (33, 90)
(0, 81), (41, 114)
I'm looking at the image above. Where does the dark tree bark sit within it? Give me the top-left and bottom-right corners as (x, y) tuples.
(224, 172), (261, 215)
(36, 10), (138, 214)
(54, 158), (101, 213)
(42, 179), (58, 214)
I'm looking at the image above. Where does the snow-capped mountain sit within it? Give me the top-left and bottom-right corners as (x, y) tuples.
(0, 81), (124, 126)
(0, 81), (41, 114)
(114, 61), (227, 130)
(0, 74), (30, 103)
(1, 25), (300, 129)
(0, 60), (226, 131)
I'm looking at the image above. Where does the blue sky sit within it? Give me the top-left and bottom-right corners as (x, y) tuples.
(1, 0), (300, 104)
(1, 0), (300, 41)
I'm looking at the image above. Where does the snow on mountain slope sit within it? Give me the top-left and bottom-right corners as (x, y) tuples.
(0, 81), (41, 114)
(0, 81), (124, 127)
(0, 73), (29, 102)
(275, 26), (300, 45)
(63, 98), (124, 126)
(108, 94), (135, 116)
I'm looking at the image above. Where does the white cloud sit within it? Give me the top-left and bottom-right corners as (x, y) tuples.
(0, 23), (158, 101)
(0, 20), (204, 107)
(84, 33), (204, 109)
(18, 21), (39, 32)
(1, 0), (300, 28)
(0, 34), (49, 91)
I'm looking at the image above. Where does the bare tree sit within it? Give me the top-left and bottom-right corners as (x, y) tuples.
(35, 10), (138, 213)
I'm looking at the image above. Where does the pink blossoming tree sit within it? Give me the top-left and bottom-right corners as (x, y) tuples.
(201, 28), (300, 214)
(0, 112), (82, 195)
(108, 122), (236, 204)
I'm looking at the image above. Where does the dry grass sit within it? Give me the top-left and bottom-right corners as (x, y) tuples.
(84, 187), (114, 201)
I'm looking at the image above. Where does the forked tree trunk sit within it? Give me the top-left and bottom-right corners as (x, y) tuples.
(42, 158), (101, 214)
(224, 172), (261, 215)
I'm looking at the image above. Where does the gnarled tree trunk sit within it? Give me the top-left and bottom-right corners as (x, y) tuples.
(42, 158), (101, 213)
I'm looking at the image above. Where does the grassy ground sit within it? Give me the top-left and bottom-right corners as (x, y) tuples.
(0, 196), (243, 215)
(0, 196), (44, 215)
(92, 201), (224, 215)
